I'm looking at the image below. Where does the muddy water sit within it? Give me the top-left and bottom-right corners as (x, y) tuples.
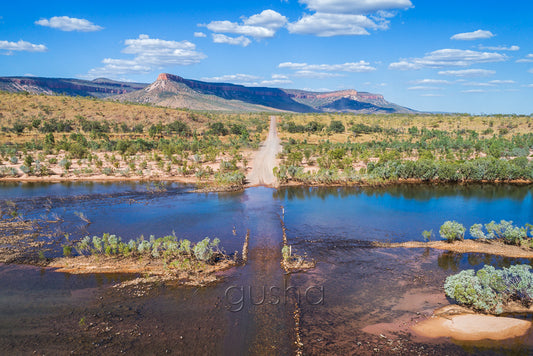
(0, 182), (532, 354)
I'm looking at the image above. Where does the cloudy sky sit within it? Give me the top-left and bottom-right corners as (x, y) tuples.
(1, 0), (532, 114)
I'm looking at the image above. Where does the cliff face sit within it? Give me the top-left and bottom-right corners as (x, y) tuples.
(149, 73), (315, 112)
(118, 73), (414, 113)
(1, 73), (414, 113)
(0, 77), (147, 98)
(156, 73), (289, 98)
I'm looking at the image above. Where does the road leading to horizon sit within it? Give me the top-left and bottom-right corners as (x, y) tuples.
(246, 116), (281, 187)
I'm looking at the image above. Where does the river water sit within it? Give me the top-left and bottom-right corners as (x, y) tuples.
(0, 182), (532, 355)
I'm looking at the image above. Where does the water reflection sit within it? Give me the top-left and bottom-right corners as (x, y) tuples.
(437, 252), (533, 272)
(279, 184), (533, 243)
(1, 182), (533, 354)
(274, 183), (533, 202)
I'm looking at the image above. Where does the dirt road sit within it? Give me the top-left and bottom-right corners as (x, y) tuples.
(246, 116), (281, 187)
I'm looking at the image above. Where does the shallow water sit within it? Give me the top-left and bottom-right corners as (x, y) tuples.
(0, 182), (532, 354)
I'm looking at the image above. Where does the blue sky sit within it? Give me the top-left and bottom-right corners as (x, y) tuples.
(1, 0), (532, 114)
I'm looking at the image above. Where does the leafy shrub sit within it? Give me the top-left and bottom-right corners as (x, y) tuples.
(209, 122), (228, 136)
(193, 237), (220, 262)
(482, 220), (528, 245)
(328, 120), (345, 133)
(282, 245), (291, 261)
(469, 224), (486, 239)
(19, 165), (30, 174)
(444, 264), (533, 313)
(214, 171), (245, 186)
(75, 234), (221, 265)
(439, 220), (465, 242)
(59, 158), (71, 170)
(63, 245), (72, 257)
(422, 230), (433, 241)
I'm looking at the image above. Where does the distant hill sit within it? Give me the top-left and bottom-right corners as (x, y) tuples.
(114, 73), (415, 113)
(114, 73), (315, 112)
(0, 74), (415, 113)
(0, 76), (147, 98)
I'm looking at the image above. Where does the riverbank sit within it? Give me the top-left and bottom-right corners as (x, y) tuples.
(374, 239), (533, 258)
(2, 175), (532, 192)
(49, 255), (237, 286)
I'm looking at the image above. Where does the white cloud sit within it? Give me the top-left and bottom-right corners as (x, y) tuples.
(288, 0), (412, 37)
(438, 69), (496, 77)
(206, 21), (275, 38)
(244, 9), (288, 29)
(200, 74), (261, 83)
(461, 89), (486, 93)
(529, 68), (533, 74)
(194, 32), (207, 38)
(388, 60), (419, 70)
(516, 54), (533, 63)
(298, 0), (413, 14)
(420, 93), (443, 97)
(461, 82), (496, 87)
(523, 84), (533, 88)
(259, 78), (293, 86)
(410, 79), (451, 85)
(212, 34), (251, 47)
(293, 70), (345, 78)
(272, 74), (289, 79)
(488, 80), (515, 84)
(389, 49), (506, 70)
(203, 10), (287, 39)
(287, 12), (385, 36)
(450, 29), (494, 41)
(279, 61), (376, 72)
(478, 45), (519, 51)
(407, 86), (442, 90)
(0, 39), (47, 53)
(199, 73), (292, 87)
(35, 16), (103, 32)
(85, 34), (205, 78)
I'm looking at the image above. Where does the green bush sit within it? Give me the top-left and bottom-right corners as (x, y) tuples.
(444, 264), (533, 313)
(422, 229), (433, 241)
(478, 220), (528, 245)
(75, 233), (222, 265)
(439, 220), (466, 242)
(469, 223), (486, 239)
(328, 120), (345, 133)
(193, 237), (220, 262)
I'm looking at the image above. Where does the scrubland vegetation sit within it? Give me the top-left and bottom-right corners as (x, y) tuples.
(0, 91), (268, 187)
(2, 91), (533, 187)
(67, 233), (225, 271)
(276, 112), (533, 184)
(436, 220), (533, 246)
(445, 264), (533, 314)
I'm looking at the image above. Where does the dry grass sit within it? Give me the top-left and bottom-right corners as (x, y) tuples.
(278, 113), (533, 144)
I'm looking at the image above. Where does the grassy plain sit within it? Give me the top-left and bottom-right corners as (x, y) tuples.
(1, 91), (532, 187)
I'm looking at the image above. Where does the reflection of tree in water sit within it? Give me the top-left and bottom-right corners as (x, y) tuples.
(438, 251), (533, 272)
(274, 183), (531, 202)
(438, 252), (463, 272)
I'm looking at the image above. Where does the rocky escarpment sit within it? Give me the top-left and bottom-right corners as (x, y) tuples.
(115, 73), (413, 113)
(150, 74), (314, 112)
(1, 73), (415, 113)
(0, 77), (147, 98)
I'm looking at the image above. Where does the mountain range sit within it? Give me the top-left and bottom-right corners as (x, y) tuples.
(0, 74), (414, 114)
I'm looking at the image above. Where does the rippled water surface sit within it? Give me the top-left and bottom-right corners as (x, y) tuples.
(1, 182), (532, 354)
